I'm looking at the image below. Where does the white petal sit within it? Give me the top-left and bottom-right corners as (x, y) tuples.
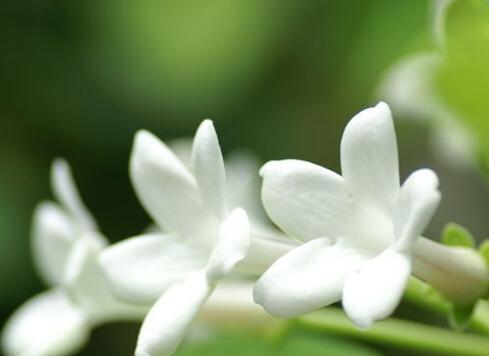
(260, 159), (352, 242)
(392, 169), (441, 253)
(31, 202), (76, 286)
(2, 289), (89, 356)
(340, 102), (400, 211)
(51, 158), (98, 231)
(206, 208), (250, 282)
(342, 250), (411, 328)
(253, 238), (371, 317)
(191, 120), (227, 220)
(136, 272), (213, 356)
(63, 237), (148, 321)
(130, 130), (215, 237)
(100, 233), (207, 304)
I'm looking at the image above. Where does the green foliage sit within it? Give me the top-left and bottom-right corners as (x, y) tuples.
(448, 304), (476, 331)
(175, 330), (381, 356)
(436, 0), (489, 167)
(441, 223), (475, 248)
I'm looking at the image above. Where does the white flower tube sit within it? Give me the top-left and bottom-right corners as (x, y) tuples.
(254, 103), (488, 328)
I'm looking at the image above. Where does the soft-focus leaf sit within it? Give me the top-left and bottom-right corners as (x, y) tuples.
(441, 223), (475, 248)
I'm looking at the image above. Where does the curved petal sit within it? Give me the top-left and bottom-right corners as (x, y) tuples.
(135, 272), (213, 356)
(342, 250), (411, 328)
(260, 160), (352, 242)
(31, 202), (76, 286)
(100, 233), (207, 304)
(2, 289), (89, 356)
(206, 208), (250, 282)
(392, 169), (441, 253)
(340, 102), (400, 211)
(253, 238), (371, 317)
(51, 158), (98, 231)
(191, 120), (227, 220)
(130, 130), (215, 237)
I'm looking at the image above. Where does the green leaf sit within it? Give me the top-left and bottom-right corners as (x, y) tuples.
(441, 223), (475, 248)
(175, 330), (381, 356)
(448, 304), (476, 331)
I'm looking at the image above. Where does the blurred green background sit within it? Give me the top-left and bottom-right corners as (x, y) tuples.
(2, 0), (489, 354)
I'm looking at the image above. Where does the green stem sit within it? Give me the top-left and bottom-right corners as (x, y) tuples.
(404, 277), (489, 335)
(297, 308), (489, 356)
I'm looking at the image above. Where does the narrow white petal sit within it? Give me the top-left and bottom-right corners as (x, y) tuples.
(393, 169), (441, 253)
(31, 202), (76, 286)
(51, 158), (98, 231)
(2, 289), (88, 356)
(136, 272), (213, 356)
(130, 130), (215, 237)
(260, 160), (352, 242)
(100, 233), (207, 304)
(340, 102), (400, 211)
(206, 208), (250, 282)
(342, 250), (411, 328)
(191, 120), (227, 220)
(253, 238), (371, 317)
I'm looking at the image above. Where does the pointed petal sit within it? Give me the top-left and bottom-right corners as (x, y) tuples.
(340, 102), (400, 211)
(51, 158), (98, 231)
(130, 130), (215, 237)
(135, 272), (213, 356)
(393, 169), (441, 253)
(206, 208), (250, 282)
(100, 233), (206, 304)
(2, 289), (89, 356)
(191, 120), (227, 220)
(260, 159), (352, 242)
(342, 250), (411, 328)
(31, 202), (76, 286)
(253, 238), (371, 317)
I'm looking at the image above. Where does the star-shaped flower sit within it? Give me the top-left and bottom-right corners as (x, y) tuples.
(2, 159), (144, 356)
(101, 120), (292, 355)
(254, 102), (442, 328)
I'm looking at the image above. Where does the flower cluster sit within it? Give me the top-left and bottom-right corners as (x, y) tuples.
(3, 102), (488, 356)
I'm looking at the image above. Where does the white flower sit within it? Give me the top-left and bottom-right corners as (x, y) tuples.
(101, 120), (292, 355)
(2, 159), (144, 356)
(253, 102), (442, 328)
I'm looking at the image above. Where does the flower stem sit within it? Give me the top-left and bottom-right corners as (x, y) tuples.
(297, 307), (489, 356)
